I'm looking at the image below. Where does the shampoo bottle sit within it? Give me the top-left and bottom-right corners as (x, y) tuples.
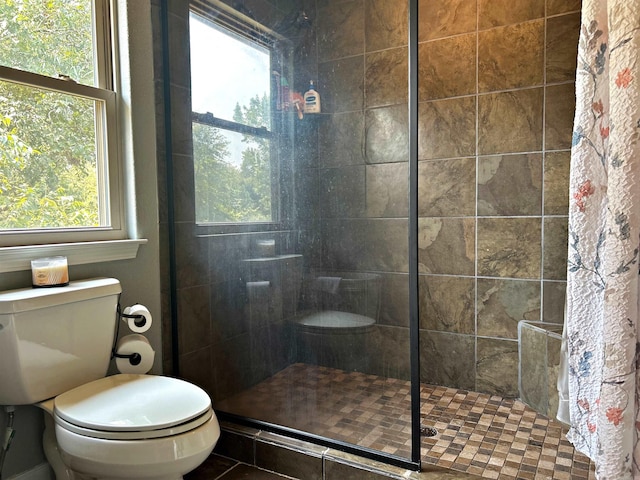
(303, 80), (321, 114)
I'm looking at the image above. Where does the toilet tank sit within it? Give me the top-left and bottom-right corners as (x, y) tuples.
(0, 278), (122, 405)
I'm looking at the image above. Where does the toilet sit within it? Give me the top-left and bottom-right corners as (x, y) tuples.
(0, 278), (220, 480)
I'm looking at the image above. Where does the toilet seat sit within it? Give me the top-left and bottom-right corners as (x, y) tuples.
(55, 408), (214, 440)
(53, 374), (212, 441)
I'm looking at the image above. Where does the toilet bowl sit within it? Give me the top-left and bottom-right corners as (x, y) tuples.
(39, 375), (219, 480)
(0, 278), (219, 480)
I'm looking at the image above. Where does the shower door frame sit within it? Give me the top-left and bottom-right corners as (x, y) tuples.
(162, 0), (422, 471)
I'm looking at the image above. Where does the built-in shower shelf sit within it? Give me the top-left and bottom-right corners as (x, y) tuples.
(518, 321), (564, 419)
(296, 112), (330, 124)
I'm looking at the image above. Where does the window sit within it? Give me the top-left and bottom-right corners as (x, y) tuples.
(189, 7), (276, 224)
(0, 0), (122, 245)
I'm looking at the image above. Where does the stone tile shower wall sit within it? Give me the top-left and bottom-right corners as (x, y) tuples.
(298, 0), (580, 396)
(417, 0), (580, 396)
(294, 0), (412, 380)
(153, 0), (581, 400)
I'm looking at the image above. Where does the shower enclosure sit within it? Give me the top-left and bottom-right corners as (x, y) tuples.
(163, 0), (419, 468)
(159, 0), (576, 473)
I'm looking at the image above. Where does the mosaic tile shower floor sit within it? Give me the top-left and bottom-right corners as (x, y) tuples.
(216, 363), (595, 480)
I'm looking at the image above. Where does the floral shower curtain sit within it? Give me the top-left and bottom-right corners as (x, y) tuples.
(566, 0), (640, 477)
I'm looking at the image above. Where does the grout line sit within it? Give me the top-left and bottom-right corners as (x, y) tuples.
(541, 1), (549, 323)
(212, 460), (241, 480)
(474, 0), (480, 394)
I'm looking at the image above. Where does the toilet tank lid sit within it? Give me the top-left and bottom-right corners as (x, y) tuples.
(0, 278), (122, 315)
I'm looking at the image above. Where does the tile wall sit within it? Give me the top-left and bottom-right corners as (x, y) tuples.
(417, 0), (580, 396)
(152, 0), (582, 403)
(294, 0), (412, 380)
(295, 0), (581, 397)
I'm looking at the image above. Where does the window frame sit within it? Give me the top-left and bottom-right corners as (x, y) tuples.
(189, 1), (290, 232)
(0, 0), (125, 247)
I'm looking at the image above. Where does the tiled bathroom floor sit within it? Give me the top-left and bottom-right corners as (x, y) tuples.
(216, 363), (595, 480)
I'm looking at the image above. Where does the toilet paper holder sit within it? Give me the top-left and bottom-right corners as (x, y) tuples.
(120, 310), (147, 329)
(111, 303), (148, 367)
(113, 351), (142, 366)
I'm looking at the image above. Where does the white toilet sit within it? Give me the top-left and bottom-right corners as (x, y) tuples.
(0, 278), (220, 480)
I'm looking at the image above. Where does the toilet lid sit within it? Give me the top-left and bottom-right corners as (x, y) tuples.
(54, 374), (211, 432)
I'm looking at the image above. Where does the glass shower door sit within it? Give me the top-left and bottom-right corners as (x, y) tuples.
(176, 0), (419, 468)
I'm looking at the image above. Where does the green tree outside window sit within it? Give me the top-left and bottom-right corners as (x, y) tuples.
(0, 0), (102, 229)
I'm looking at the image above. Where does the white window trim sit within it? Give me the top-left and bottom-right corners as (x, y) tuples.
(0, 0), (124, 243)
(0, 0), (150, 270)
(0, 66), (125, 244)
(0, 239), (146, 273)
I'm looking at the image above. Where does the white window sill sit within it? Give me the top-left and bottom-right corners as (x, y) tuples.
(0, 239), (148, 273)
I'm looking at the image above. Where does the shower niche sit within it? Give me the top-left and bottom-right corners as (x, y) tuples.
(295, 272), (381, 372)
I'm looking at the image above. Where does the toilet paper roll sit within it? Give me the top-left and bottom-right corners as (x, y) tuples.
(122, 304), (152, 333)
(115, 334), (155, 374)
